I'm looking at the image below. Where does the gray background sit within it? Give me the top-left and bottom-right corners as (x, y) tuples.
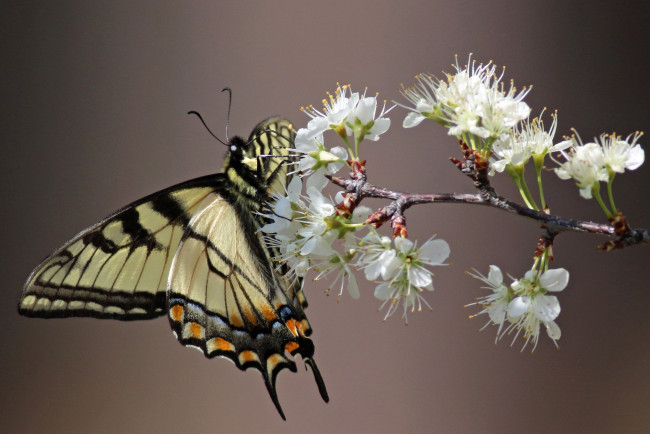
(3, 1), (650, 433)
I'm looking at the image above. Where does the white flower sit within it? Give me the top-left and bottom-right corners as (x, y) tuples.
(490, 112), (569, 175)
(398, 236), (450, 286)
(555, 131), (644, 198)
(345, 95), (393, 141)
(374, 277), (431, 322)
(554, 142), (608, 199)
(295, 187), (337, 256)
(504, 268), (569, 351)
(357, 230), (399, 281)
(466, 265), (511, 340)
(305, 205), (370, 300)
(292, 128), (348, 178)
(258, 181), (338, 282)
(312, 233), (361, 299)
(372, 235), (450, 322)
(524, 112), (569, 158)
(260, 179), (375, 300)
(489, 134), (532, 175)
(301, 85), (393, 143)
(599, 132), (645, 173)
(399, 55), (531, 141)
(302, 84), (360, 137)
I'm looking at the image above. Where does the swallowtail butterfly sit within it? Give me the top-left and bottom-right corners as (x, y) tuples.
(18, 116), (328, 419)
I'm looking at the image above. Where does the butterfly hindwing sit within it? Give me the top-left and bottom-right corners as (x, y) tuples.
(167, 118), (328, 418)
(166, 194), (297, 415)
(19, 175), (230, 319)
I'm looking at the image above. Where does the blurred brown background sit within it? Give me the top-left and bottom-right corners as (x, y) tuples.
(2, 1), (650, 433)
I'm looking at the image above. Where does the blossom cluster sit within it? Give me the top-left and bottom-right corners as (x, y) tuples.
(399, 55), (531, 146)
(554, 132), (645, 200)
(489, 112), (569, 175)
(467, 266), (569, 351)
(260, 179), (450, 322)
(260, 85), (449, 322)
(258, 55), (645, 350)
(398, 56), (645, 216)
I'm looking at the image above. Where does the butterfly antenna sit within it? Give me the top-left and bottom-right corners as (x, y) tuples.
(187, 110), (228, 146)
(221, 87), (233, 142)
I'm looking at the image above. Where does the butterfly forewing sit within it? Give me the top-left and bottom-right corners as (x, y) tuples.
(19, 175), (228, 319)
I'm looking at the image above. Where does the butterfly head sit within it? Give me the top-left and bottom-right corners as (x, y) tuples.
(227, 135), (263, 172)
(227, 136), (247, 158)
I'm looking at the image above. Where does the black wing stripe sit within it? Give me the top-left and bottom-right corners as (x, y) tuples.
(151, 193), (192, 227)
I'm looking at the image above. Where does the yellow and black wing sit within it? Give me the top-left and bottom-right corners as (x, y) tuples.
(167, 118), (328, 419)
(19, 174), (227, 320)
(167, 192), (328, 419)
(19, 117), (328, 419)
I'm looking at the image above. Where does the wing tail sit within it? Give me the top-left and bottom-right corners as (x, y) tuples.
(305, 358), (329, 403)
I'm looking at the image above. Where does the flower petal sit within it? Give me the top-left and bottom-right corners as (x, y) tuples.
(532, 295), (561, 322)
(374, 282), (393, 300)
(394, 236), (414, 253)
(544, 320), (561, 340)
(539, 268), (569, 292)
(408, 267), (432, 288)
(347, 274), (360, 299)
(507, 296), (530, 318)
(486, 265), (503, 286)
(403, 112), (426, 128)
(487, 300), (508, 324)
(419, 239), (450, 265)
(626, 145), (645, 170)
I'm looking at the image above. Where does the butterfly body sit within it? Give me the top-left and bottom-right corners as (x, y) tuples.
(19, 117), (327, 419)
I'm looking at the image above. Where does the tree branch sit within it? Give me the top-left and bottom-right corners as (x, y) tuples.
(329, 176), (650, 249)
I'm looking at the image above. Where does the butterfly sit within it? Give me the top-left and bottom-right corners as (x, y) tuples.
(18, 116), (328, 419)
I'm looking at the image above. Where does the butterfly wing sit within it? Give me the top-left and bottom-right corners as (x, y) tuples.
(19, 174), (228, 320)
(19, 116), (328, 419)
(167, 118), (328, 419)
(246, 116), (295, 197)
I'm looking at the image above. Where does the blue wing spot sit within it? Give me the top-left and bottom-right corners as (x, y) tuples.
(278, 306), (293, 321)
(207, 313), (228, 327)
(233, 329), (248, 338)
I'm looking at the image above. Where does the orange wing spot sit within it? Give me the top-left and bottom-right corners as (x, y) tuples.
(189, 322), (203, 339)
(239, 350), (259, 364)
(285, 318), (298, 337)
(229, 313), (244, 329)
(267, 353), (285, 368)
(170, 305), (184, 322)
(214, 337), (235, 352)
(299, 319), (311, 336)
(284, 341), (299, 353)
(260, 304), (278, 322)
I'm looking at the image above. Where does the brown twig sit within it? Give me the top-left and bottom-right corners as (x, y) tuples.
(328, 158), (650, 250)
